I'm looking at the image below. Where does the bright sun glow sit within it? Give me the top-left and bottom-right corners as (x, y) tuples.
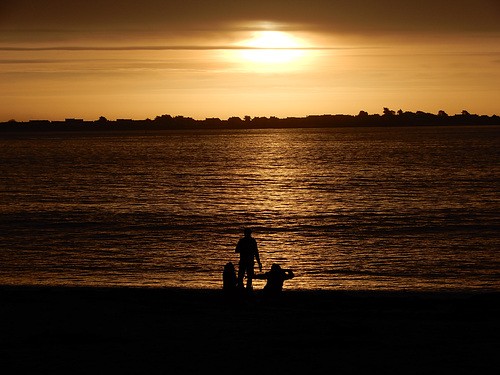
(240, 31), (305, 64)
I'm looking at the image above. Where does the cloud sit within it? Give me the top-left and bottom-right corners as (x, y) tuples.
(2, 0), (499, 37)
(0, 45), (338, 52)
(0, 59), (62, 64)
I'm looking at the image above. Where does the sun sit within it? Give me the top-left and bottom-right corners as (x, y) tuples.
(240, 31), (305, 64)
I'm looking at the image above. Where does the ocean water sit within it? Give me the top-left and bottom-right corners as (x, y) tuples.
(1, 126), (499, 291)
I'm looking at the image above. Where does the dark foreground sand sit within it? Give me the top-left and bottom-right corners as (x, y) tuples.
(1, 286), (499, 374)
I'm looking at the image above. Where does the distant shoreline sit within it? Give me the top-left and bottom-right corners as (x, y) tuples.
(2, 110), (500, 132)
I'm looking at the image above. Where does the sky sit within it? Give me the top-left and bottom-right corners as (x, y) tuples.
(1, 0), (500, 121)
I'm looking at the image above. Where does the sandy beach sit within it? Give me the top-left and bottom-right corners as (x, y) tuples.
(1, 286), (499, 374)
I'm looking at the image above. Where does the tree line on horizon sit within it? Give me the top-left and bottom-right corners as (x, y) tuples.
(2, 108), (499, 131)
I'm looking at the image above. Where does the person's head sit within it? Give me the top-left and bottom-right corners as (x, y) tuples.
(244, 227), (252, 237)
(270, 264), (282, 274)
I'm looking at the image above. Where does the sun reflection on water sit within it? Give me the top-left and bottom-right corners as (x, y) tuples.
(2, 127), (499, 292)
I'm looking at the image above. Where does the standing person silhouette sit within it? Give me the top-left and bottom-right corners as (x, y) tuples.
(235, 228), (262, 290)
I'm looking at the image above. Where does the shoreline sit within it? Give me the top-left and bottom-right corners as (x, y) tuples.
(2, 283), (500, 295)
(2, 113), (500, 133)
(2, 285), (499, 373)
(3, 283), (500, 297)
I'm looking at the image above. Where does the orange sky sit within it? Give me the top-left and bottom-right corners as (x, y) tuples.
(1, 0), (499, 121)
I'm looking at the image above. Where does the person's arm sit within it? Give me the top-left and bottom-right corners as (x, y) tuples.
(284, 270), (294, 280)
(253, 273), (267, 280)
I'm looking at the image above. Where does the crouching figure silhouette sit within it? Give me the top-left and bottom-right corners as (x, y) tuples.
(253, 264), (294, 296)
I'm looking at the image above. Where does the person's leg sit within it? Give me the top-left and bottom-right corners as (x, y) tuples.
(246, 263), (255, 289)
(237, 261), (246, 288)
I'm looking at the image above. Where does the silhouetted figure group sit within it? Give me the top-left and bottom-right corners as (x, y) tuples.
(223, 228), (294, 297)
